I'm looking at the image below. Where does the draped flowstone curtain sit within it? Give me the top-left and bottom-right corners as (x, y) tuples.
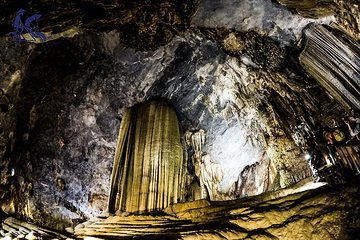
(108, 100), (184, 213)
(300, 24), (360, 111)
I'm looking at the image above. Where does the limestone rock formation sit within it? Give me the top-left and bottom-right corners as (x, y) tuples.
(0, 0), (360, 234)
(74, 182), (360, 239)
(334, 0), (360, 40)
(276, 0), (336, 18)
(108, 100), (184, 213)
(0, 0), (198, 51)
(300, 24), (360, 111)
(0, 29), (333, 226)
(1, 217), (70, 240)
(191, 0), (334, 45)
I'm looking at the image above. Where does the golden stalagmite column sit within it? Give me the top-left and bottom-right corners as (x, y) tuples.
(108, 100), (184, 213)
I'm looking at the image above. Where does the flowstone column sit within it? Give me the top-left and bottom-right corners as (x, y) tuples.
(300, 24), (360, 111)
(108, 100), (185, 213)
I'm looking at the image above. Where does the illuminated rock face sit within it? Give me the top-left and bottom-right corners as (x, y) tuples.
(191, 0), (334, 45)
(276, 0), (360, 40)
(74, 183), (360, 239)
(1, 0), (360, 231)
(276, 0), (336, 18)
(300, 24), (360, 111)
(108, 100), (184, 213)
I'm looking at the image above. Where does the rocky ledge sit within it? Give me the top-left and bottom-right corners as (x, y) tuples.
(73, 180), (360, 239)
(1, 180), (359, 239)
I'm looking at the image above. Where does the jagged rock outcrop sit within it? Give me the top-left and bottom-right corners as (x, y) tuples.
(2, 181), (360, 239)
(108, 100), (185, 213)
(334, 0), (360, 40)
(0, 0), (198, 51)
(275, 0), (360, 40)
(1, 217), (70, 240)
(191, 0), (334, 45)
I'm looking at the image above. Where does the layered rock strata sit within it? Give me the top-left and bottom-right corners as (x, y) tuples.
(1, 217), (70, 240)
(74, 182), (360, 240)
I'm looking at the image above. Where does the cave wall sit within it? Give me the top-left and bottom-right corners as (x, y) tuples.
(0, 29), (339, 228)
(0, 0), (359, 230)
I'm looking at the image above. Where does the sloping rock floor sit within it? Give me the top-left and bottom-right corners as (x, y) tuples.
(1, 180), (360, 240)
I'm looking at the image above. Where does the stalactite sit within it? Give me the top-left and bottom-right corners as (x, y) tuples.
(300, 24), (360, 111)
(108, 100), (184, 213)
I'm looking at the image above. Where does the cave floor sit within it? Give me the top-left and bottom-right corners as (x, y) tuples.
(74, 179), (359, 240)
(2, 179), (360, 240)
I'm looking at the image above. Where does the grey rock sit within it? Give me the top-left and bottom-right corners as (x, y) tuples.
(192, 0), (335, 45)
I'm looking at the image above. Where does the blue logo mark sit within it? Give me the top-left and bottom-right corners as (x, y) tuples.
(7, 9), (46, 44)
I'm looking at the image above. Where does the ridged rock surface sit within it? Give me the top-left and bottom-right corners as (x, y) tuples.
(300, 24), (360, 111)
(74, 182), (360, 240)
(334, 0), (360, 40)
(108, 100), (184, 213)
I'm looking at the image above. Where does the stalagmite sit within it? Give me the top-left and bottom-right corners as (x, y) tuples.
(185, 129), (223, 200)
(300, 24), (360, 111)
(191, 129), (205, 152)
(200, 154), (223, 200)
(108, 100), (184, 213)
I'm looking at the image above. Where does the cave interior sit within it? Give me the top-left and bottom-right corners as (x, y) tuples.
(0, 0), (360, 239)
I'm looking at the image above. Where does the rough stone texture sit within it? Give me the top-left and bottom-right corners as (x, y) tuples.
(334, 0), (360, 40)
(0, 24), (352, 228)
(0, 41), (33, 217)
(0, 0), (359, 232)
(0, 0), (199, 50)
(74, 182), (360, 240)
(191, 0), (335, 45)
(2, 33), (179, 229)
(276, 0), (336, 18)
(273, 0), (359, 41)
(0, 217), (70, 240)
(0, 27), (346, 229)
